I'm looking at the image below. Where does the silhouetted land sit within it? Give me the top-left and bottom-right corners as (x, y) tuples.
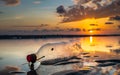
(0, 34), (120, 39)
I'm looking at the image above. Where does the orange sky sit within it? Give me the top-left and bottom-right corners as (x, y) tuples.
(0, 0), (120, 35)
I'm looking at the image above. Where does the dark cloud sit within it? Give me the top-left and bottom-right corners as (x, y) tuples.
(90, 24), (98, 26)
(53, 27), (65, 31)
(56, 5), (66, 16)
(83, 29), (86, 32)
(40, 29), (63, 32)
(14, 24), (49, 28)
(88, 28), (101, 31)
(39, 24), (49, 28)
(57, 0), (120, 23)
(0, 11), (3, 14)
(1, 0), (20, 6)
(0, 65), (21, 75)
(0, 57), (3, 60)
(67, 28), (81, 32)
(105, 22), (114, 24)
(110, 48), (120, 54)
(109, 15), (120, 21)
(40, 29), (49, 32)
(39, 28), (81, 32)
(118, 25), (120, 29)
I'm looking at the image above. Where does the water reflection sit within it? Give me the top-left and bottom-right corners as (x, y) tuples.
(119, 40), (120, 45)
(82, 36), (120, 53)
(0, 36), (120, 75)
(35, 36), (120, 75)
(90, 36), (93, 43)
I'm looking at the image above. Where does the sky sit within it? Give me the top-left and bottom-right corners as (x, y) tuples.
(0, 0), (120, 35)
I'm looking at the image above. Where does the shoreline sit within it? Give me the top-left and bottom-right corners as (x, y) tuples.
(0, 34), (120, 39)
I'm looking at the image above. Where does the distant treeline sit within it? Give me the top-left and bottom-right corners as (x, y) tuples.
(0, 34), (120, 39)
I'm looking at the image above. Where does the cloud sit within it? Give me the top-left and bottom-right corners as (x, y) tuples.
(109, 15), (120, 21)
(88, 28), (101, 31)
(82, 29), (86, 32)
(1, 0), (21, 6)
(72, 0), (116, 9)
(118, 25), (120, 29)
(90, 24), (98, 26)
(56, 5), (66, 16)
(38, 27), (81, 32)
(39, 24), (49, 28)
(0, 11), (3, 14)
(57, 0), (120, 23)
(0, 57), (3, 60)
(33, 1), (41, 5)
(0, 65), (21, 75)
(13, 24), (49, 28)
(110, 48), (120, 54)
(15, 16), (24, 19)
(67, 28), (81, 32)
(105, 22), (114, 24)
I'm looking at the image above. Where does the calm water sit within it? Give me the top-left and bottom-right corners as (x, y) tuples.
(0, 36), (120, 75)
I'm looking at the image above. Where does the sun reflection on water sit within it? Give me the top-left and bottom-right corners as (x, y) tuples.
(90, 36), (93, 43)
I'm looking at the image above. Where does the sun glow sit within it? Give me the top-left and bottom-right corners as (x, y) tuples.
(89, 30), (93, 33)
(82, 18), (97, 25)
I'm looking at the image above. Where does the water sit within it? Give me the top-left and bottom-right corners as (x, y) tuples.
(0, 36), (120, 75)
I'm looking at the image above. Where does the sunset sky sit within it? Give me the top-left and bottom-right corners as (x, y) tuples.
(0, 0), (120, 35)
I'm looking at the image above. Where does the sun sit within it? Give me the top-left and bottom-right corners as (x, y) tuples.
(89, 30), (93, 33)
